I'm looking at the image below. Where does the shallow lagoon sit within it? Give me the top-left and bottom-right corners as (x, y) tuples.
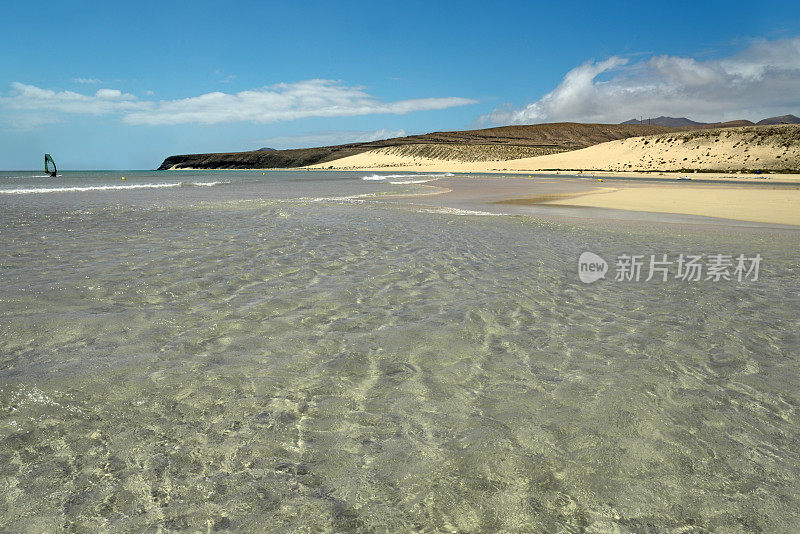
(1, 171), (799, 531)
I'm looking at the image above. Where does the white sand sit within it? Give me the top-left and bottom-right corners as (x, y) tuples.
(542, 185), (800, 226)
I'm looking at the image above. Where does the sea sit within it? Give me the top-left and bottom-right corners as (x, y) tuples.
(1, 170), (799, 532)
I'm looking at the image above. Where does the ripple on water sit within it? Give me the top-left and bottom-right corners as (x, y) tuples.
(1, 199), (799, 531)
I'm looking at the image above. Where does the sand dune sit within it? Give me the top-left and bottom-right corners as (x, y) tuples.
(311, 125), (800, 175)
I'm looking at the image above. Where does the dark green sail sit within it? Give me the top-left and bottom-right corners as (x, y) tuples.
(44, 154), (57, 177)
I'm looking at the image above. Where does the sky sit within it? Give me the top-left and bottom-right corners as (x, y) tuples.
(2, 0), (800, 169)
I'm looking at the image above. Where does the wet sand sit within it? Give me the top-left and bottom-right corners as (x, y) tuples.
(391, 174), (800, 227)
(542, 184), (800, 226)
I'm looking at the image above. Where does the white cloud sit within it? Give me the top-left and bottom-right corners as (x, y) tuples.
(2, 83), (140, 115)
(73, 77), (102, 84)
(483, 37), (800, 124)
(0, 79), (475, 127)
(123, 80), (475, 125)
(256, 128), (408, 149)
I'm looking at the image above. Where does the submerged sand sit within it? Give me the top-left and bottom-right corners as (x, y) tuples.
(5, 174), (800, 531)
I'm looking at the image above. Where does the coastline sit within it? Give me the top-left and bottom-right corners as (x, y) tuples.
(164, 165), (800, 183)
(161, 166), (800, 226)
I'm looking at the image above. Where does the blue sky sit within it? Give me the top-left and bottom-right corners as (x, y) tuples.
(2, 0), (800, 169)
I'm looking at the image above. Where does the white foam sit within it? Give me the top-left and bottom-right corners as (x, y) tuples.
(418, 207), (502, 216)
(0, 181), (230, 195)
(362, 172), (453, 182)
(389, 179), (434, 184)
(292, 193), (375, 203)
(183, 181), (230, 187)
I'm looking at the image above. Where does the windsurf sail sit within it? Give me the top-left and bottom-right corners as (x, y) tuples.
(44, 154), (57, 177)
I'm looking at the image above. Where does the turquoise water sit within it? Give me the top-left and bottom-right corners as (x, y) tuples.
(1, 171), (799, 532)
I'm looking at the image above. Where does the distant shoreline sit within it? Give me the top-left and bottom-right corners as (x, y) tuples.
(159, 123), (800, 226)
(163, 165), (800, 184)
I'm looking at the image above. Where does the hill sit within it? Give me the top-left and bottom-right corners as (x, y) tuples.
(757, 114), (800, 125)
(622, 116), (756, 128)
(315, 125), (800, 174)
(157, 123), (678, 170)
(622, 116), (706, 127)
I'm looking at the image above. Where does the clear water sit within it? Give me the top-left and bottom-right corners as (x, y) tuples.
(1, 171), (799, 532)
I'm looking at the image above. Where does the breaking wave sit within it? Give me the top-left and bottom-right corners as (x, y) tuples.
(0, 181), (231, 195)
(291, 193), (376, 203)
(417, 207), (502, 216)
(361, 173), (454, 182)
(0, 174), (54, 179)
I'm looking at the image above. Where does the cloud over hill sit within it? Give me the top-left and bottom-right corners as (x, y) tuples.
(484, 37), (800, 125)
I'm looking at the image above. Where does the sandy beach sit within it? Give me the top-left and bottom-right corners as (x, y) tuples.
(9, 0), (800, 529)
(373, 173), (799, 227)
(305, 125), (800, 226)
(537, 183), (800, 226)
